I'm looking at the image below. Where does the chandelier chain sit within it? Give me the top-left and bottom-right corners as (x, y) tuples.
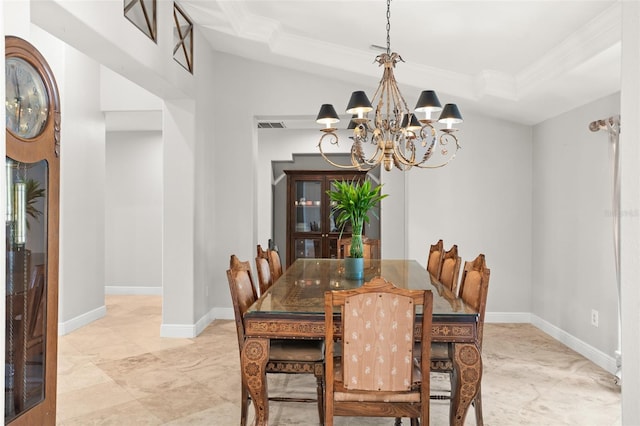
(386, 0), (391, 55)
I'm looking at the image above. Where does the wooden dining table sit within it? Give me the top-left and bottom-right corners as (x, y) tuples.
(242, 258), (482, 425)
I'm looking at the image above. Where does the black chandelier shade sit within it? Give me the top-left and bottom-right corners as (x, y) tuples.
(316, 104), (340, 127)
(438, 103), (463, 126)
(346, 91), (373, 115)
(415, 90), (443, 115)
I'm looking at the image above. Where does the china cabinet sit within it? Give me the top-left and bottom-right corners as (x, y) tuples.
(284, 170), (367, 267)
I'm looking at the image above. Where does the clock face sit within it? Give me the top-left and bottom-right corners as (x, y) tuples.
(5, 57), (49, 139)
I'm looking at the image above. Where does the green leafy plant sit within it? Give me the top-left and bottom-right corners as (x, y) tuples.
(327, 179), (388, 258)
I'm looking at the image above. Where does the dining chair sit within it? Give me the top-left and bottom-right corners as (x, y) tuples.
(255, 245), (273, 295)
(430, 253), (490, 425)
(426, 239), (444, 278)
(336, 237), (381, 259)
(267, 247), (283, 282)
(438, 244), (461, 295)
(226, 255), (325, 426)
(324, 276), (433, 426)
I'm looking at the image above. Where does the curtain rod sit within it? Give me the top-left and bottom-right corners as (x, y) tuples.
(589, 115), (620, 132)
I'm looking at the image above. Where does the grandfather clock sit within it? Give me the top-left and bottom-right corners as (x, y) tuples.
(4, 36), (60, 425)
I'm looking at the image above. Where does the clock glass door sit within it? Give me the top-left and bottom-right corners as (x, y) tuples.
(5, 159), (48, 422)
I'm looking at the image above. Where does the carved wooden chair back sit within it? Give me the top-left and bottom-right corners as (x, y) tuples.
(324, 276), (432, 425)
(438, 244), (462, 295)
(427, 239), (444, 278)
(267, 248), (283, 282)
(336, 237), (381, 259)
(227, 254), (325, 426)
(255, 245), (273, 295)
(227, 255), (258, 353)
(458, 254), (491, 348)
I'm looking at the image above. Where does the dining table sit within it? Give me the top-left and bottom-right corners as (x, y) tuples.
(241, 258), (482, 425)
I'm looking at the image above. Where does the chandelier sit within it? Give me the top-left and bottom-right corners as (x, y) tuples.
(316, 0), (463, 172)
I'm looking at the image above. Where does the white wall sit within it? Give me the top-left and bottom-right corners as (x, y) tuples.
(532, 92), (620, 365)
(105, 131), (162, 293)
(55, 39), (107, 331)
(406, 114), (533, 315)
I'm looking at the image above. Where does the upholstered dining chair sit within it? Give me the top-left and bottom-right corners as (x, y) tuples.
(255, 245), (273, 295)
(427, 239), (444, 278)
(430, 253), (490, 425)
(324, 276), (433, 426)
(336, 237), (381, 259)
(438, 244), (462, 295)
(226, 255), (325, 425)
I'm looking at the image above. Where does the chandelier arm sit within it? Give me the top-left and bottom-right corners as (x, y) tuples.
(412, 132), (462, 169)
(317, 131), (362, 170)
(358, 140), (387, 167)
(357, 123), (384, 163)
(391, 137), (417, 166)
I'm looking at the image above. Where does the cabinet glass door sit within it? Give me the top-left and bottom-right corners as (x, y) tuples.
(292, 238), (322, 261)
(294, 181), (322, 233)
(5, 159), (48, 421)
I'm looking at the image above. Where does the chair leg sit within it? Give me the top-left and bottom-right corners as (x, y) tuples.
(315, 367), (325, 425)
(241, 385), (249, 426)
(410, 418), (420, 426)
(473, 383), (484, 426)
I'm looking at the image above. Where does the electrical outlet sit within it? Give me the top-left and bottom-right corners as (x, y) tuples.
(591, 309), (599, 327)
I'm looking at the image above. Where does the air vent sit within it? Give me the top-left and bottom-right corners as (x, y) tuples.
(257, 122), (286, 129)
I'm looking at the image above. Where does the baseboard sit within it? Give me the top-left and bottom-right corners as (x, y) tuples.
(58, 304), (106, 336)
(531, 314), (617, 375)
(105, 285), (162, 295)
(485, 311), (531, 323)
(160, 307), (235, 338)
(160, 323), (197, 338)
(211, 307), (234, 321)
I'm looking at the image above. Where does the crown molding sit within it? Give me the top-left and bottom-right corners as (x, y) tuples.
(201, 0), (621, 124)
(516, 2), (621, 96)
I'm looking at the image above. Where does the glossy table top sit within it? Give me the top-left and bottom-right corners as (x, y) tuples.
(248, 259), (476, 321)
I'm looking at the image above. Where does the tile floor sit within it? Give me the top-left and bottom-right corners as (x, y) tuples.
(56, 295), (621, 425)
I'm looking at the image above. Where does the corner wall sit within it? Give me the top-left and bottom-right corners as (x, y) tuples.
(532, 92), (620, 369)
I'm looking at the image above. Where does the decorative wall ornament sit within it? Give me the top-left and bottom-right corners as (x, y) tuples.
(124, 0), (157, 42)
(173, 2), (193, 73)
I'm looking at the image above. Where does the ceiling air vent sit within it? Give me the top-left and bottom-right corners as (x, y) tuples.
(257, 122), (286, 129)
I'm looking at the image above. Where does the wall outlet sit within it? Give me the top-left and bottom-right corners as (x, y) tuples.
(591, 309), (599, 327)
